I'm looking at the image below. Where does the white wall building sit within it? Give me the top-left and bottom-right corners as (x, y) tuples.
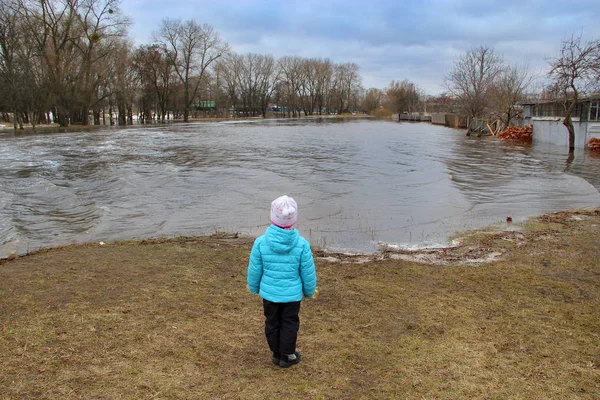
(520, 97), (600, 149)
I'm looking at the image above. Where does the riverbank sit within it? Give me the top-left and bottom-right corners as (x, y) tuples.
(1, 209), (599, 398)
(0, 113), (372, 136)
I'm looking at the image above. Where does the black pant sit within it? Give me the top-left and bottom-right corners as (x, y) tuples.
(263, 299), (301, 357)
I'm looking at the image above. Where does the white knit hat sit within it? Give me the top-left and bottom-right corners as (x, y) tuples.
(270, 195), (298, 228)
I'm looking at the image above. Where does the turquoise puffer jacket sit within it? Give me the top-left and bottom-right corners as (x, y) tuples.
(247, 225), (317, 302)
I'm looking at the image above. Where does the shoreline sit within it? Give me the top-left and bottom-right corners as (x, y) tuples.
(1, 207), (599, 398)
(0, 114), (374, 136)
(3, 207), (598, 265)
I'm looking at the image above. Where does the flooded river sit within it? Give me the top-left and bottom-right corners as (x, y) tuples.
(1, 118), (599, 257)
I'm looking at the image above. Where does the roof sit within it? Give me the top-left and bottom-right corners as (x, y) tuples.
(518, 93), (600, 106)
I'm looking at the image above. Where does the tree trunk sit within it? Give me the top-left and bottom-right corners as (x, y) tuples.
(183, 85), (189, 122)
(563, 114), (576, 152)
(58, 107), (69, 127)
(466, 116), (472, 136)
(29, 110), (36, 129)
(118, 103), (126, 125)
(82, 109), (89, 125)
(563, 89), (577, 154)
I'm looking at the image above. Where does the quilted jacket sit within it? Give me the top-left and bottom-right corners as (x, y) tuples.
(247, 224), (317, 302)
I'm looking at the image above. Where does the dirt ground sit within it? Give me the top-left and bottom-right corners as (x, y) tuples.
(1, 209), (599, 399)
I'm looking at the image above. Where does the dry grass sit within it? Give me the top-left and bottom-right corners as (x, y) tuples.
(1, 210), (600, 399)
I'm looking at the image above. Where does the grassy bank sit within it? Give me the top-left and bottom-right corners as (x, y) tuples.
(1, 210), (599, 399)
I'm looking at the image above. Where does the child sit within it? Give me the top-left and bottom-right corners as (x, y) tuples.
(247, 195), (317, 368)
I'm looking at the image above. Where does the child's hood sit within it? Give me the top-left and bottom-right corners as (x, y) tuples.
(264, 224), (300, 253)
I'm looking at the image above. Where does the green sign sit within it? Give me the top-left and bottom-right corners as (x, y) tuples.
(196, 101), (216, 110)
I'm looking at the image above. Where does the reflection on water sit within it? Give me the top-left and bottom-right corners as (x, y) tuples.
(1, 119), (599, 257)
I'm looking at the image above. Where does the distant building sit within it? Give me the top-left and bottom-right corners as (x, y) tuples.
(425, 96), (466, 128)
(195, 101), (216, 111)
(519, 95), (600, 148)
(423, 95), (459, 114)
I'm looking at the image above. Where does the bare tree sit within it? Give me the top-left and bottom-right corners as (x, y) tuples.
(0, 0), (23, 128)
(133, 44), (175, 121)
(15, 24), (47, 128)
(332, 62), (360, 113)
(219, 53), (342, 116)
(278, 56), (304, 117)
(548, 34), (600, 152)
(253, 54), (279, 117)
(299, 58), (318, 115)
(385, 79), (422, 114)
(4, 2), (374, 129)
(361, 88), (383, 114)
(73, 0), (130, 125)
(489, 64), (534, 131)
(236, 53), (278, 117)
(315, 59), (333, 114)
(107, 41), (136, 125)
(444, 45), (504, 133)
(204, 66), (228, 117)
(155, 18), (228, 122)
(217, 53), (242, 115)
(1, 1), (57, 128)
(15, 0), (129, 126)
(14, 0), (73, 126)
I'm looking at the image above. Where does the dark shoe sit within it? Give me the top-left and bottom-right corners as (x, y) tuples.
(272, 352), (280, 365)
(279, 352), (301, 368)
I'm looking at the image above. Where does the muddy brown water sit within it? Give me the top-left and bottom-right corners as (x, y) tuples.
(1, 118), (599, 257)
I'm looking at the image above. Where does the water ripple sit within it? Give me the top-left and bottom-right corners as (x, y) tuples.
(1, 120), (599, 257)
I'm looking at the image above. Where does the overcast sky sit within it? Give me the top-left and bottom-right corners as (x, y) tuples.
(120, 0), (600, 95)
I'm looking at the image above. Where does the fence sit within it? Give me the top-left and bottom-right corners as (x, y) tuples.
(399, 113), (432, 122)
(425, 113), (468, 128)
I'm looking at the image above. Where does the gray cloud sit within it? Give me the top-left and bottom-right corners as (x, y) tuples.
(121, 0), (600, 94)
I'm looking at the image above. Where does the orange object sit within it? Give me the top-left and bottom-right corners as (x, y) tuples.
(497, 126), (533, 142)
(588, 138), (600, 152)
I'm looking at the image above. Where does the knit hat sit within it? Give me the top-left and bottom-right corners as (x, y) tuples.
(270, 195), (298, 229)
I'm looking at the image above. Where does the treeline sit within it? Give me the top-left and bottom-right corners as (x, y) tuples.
(12, 1), (587, 132)
(0, 0), (131, 127)
(443, 36), (600, 150)
(0, 0), (368, 128)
